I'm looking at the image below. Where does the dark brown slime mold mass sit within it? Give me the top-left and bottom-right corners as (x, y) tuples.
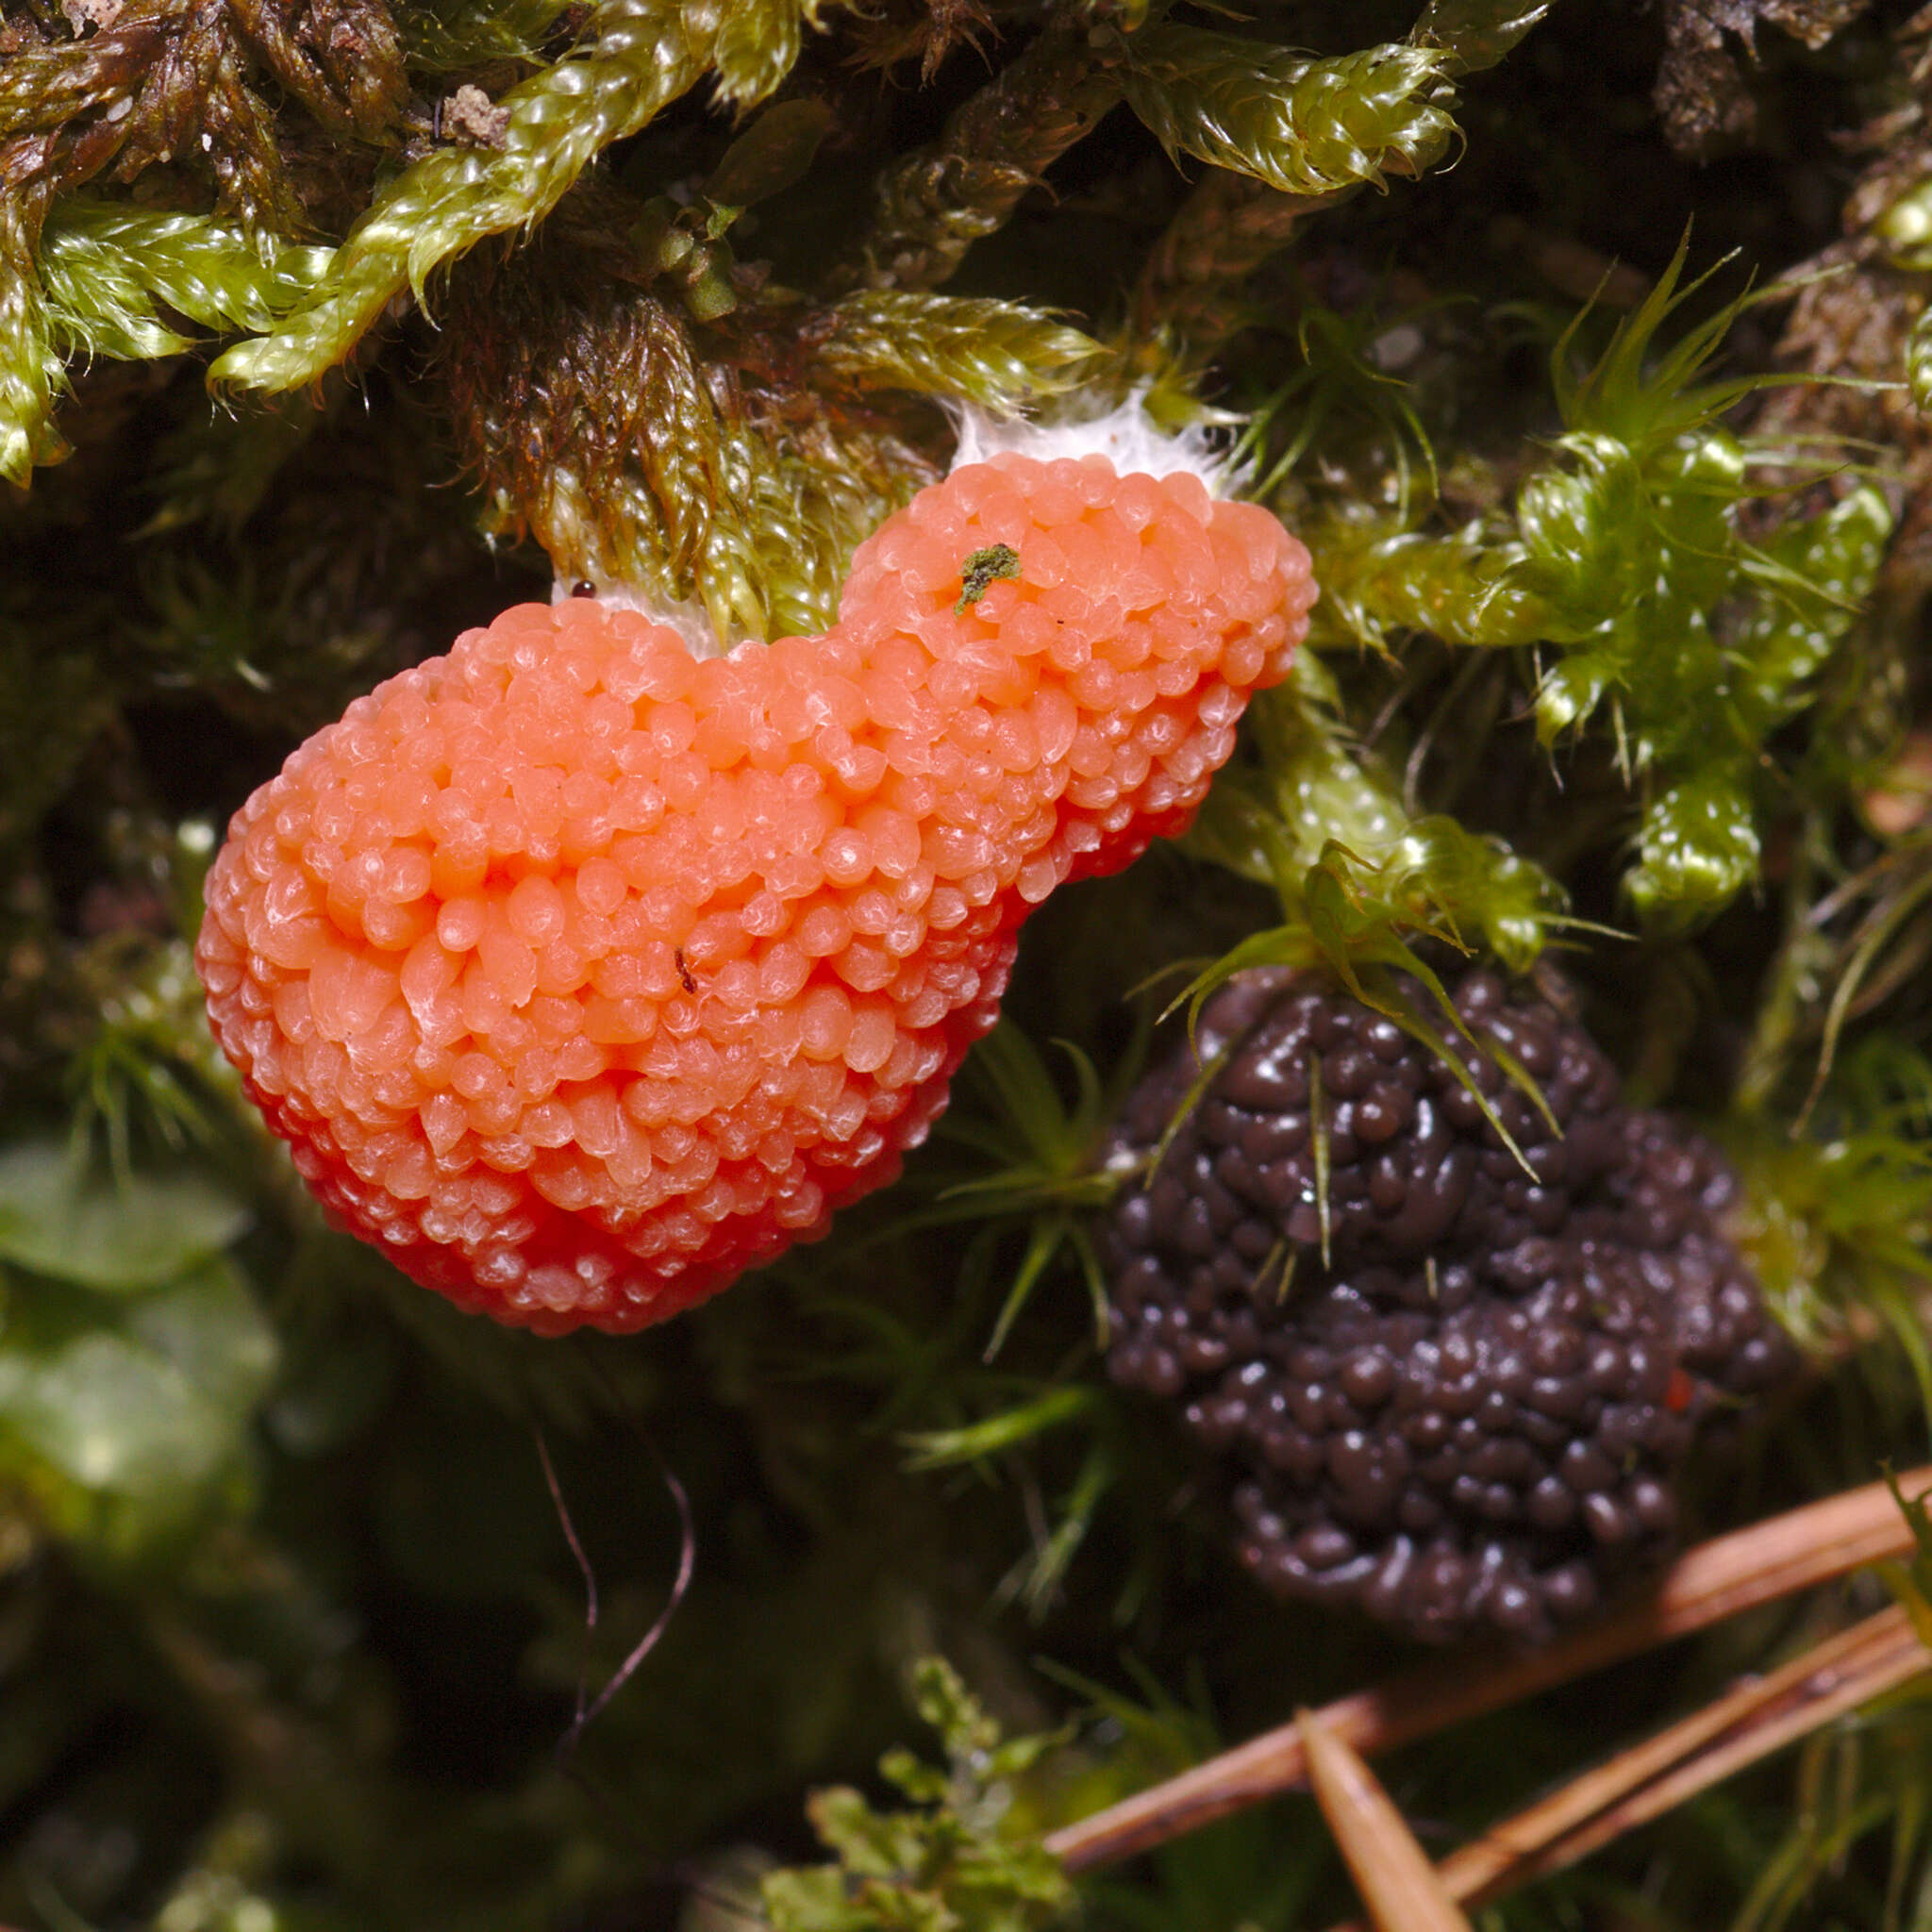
(1104, 969), (1795, 1646)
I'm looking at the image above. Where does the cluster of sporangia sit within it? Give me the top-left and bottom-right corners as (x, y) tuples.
(1104, 969), (1794, 1644)
(198, 451), (1315, 1331)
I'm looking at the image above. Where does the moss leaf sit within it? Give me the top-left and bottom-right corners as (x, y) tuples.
(0, 1141), (250, 1291)
(397, 0), (574, 68)
(811, 291), (1100, 412)
(211, 0), (721, 391)
(1411, 0), (1552, 74)
(39, 199), (334, 361)
(1628, 763), (1762, 922)
(0, 206), (63, 487)
(0, 1258), (277, 1559)
(1122, 27), (1458, 200)
(710, 0), (832, 110)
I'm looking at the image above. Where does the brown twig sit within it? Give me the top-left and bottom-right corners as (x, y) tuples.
(1328, 1605), (1931, 1928)
(1046, 1468), (1932, 1872)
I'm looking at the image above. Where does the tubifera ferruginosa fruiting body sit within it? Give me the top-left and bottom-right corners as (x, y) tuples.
(1104, 967), (1794, 1644)
(197, 445), (1316, 1331)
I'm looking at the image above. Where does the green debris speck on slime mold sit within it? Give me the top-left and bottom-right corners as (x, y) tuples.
(955, 541), (1024, 615)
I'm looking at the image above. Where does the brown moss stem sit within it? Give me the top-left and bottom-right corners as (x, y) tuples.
(1130, 171), (1355, 350)
(826, 16), (1124, 295)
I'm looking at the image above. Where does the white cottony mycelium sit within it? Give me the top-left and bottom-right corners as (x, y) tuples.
(552, 391), (1238, 641)
(948, 389), (1237, 495)
(547, 578), (733, 658)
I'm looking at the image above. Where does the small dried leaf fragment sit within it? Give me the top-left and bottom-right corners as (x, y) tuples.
(954, 541), (1019, 614)
(1863, 728), (1932, 837)
(60, 0), (126, 33)
(1653, 0), (1874, 157)
(439, 81), (508, 147)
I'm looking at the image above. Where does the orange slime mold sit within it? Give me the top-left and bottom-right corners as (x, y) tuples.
(197, 452), (1316, 1331)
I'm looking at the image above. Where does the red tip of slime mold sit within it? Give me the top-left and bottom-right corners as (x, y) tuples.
(196, 452), (1317, 1332)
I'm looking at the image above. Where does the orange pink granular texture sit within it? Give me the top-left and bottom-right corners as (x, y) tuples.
(196, 453), (1317, 1332)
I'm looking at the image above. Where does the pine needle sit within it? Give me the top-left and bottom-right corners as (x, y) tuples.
(1321, 1607), (1932, 1928)
(1300, 1707), (1474, 1932)
(1046, 1466), (1932, 1872)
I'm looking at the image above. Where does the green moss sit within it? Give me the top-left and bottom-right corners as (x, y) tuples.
(761, 1658), (1074, 1932)
(1121, 28), (1458, 200)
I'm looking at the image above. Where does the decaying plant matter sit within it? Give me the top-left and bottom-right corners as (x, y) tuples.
(6, 0), (1932, 1928)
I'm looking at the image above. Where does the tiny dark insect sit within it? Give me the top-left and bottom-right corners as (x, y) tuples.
(675, 948), (696, 993)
